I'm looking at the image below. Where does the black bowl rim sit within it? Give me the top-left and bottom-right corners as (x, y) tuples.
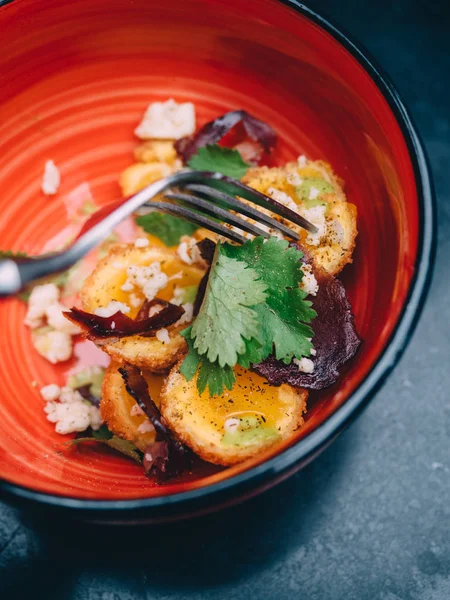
(0, 0), (436, 513)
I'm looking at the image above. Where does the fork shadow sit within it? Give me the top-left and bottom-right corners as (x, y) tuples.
(2, 425), (359, 597)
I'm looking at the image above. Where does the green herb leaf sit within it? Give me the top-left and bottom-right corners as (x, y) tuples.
(187, 145), (251, 178)
(70, 427), (143, 464)
(136, 212), (198, 247)
(190, 245), (267, 366)
(180, 327), (236, 396)
(181, 236), (317, 395)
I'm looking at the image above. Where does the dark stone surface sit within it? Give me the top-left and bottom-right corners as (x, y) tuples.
(1, 1), (448, 598)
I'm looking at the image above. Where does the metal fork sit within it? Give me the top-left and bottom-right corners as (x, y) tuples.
(0, 171), (316, 297)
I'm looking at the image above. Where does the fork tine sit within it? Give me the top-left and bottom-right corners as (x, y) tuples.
(184, 175), (318, 234)
(141, 201), (246, 244)
(164, 191), (275, 240)
(182, 183), (304, 240)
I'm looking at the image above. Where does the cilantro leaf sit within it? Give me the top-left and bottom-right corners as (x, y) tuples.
(187, 145), (251, 178)
(190, 245), (267, 366)
(135, 212), (197, 247)
(221, 236), (304, 292)
(180, 327), (236, 396)
(180, 236), (317, 395)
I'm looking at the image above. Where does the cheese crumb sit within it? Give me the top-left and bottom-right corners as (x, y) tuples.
(41, 160), (61, 195)
(174, 302), (194, 326)
(293, 357), (315, 373)
(129, 293), (142, 308)
(43, 385), (102, 434)
(286, 172), (303, 186)
(224, 417), (240, 433)
(299, 205), (327, 246)
(130, 404), (145, 417)
(156, 328), (170, 344)
(123, 263), (168, 301)
(33, 330), (73, 364)
(297, 155), (307, 168)
(40, 384), (61, 402)
(25, 283), (60, 329)
(309, 186), (320, 200)
(177, 236), (202, 265)
(94, 300), (130, 318)
(134, 99), (196, 140)
(134, 237), (150, 248)
(46, 303), (81, 334)
(300, 264), (319, 296)
(268, 187), (299, 212)
(137, 418), (155, 434)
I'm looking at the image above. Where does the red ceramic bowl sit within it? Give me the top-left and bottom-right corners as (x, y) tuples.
(0, 0), (435, 523)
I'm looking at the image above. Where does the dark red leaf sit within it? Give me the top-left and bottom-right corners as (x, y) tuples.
(136, 297), (171, 321)
(119, 364), (190, 480)
(193, 239), (216, 316)
(253, 254), (361, 390)
(174, 110), (277, 163)
(64, 303), (184, 344)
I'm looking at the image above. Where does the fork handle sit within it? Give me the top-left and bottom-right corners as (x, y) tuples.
(0, 260), (23, 297)
(0, 255), (72, 298)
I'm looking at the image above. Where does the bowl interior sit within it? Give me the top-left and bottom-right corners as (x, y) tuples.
(0, 0), (419, 500)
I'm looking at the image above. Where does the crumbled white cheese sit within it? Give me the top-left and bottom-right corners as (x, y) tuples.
(111, 321), (116, 330)
(134, 237), (150, 248)
(33, 330), (73, 364)
(123, 263), (168, 301)
(120, 281), (135, 292)
(293, 357), (315, 373)
(130, 404), (145, 417)
(176, 236), (202, 265)
(41, 160), (61, 196)
(170, 286), (185, 306)
(40, 384), (61, 402)
(299, 205), (327, 246)
(297, 155), (307, 168)
(156, 328), (170, 344)
(174, 302), (194, 326)
(224, 417), (240, 433)
(268, 187), (299, 213)
(300, 264), (319, 296)
(44, 385), (102, 434)
(94, 300), (130, 318)
(46, 302), (81, 334)
(137, 418), (155, 434)
(129, 293), (142, 308)
(311, 348), (317, 356)
(134, 99), (196, 140)
(286, 172), (303, 186)
(25, 283), (60, 329)
(309, 186), (320, 200)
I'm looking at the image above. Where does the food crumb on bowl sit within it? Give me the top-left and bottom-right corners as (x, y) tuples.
(134, 99), (196, 140)
(41, 160), (60, 196)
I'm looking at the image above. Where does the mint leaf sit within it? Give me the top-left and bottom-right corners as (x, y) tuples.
(188, 145), (250, 178)
(136, 212), (197, 247)
(190, 244), (267, 366)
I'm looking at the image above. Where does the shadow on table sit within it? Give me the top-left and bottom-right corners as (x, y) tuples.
(1, 427), (358, 597)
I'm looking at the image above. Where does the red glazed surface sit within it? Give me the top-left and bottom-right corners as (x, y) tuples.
(0, 0), (419, 500)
